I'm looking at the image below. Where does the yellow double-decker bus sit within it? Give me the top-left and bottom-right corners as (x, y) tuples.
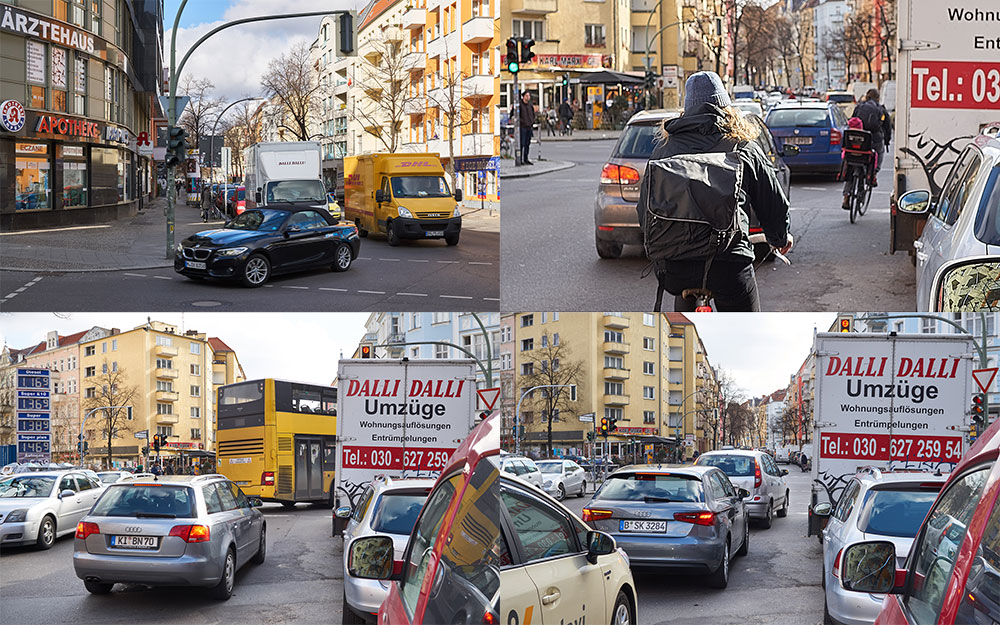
(216, 379), (337, 507)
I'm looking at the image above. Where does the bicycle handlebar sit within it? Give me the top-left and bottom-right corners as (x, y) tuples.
(747, 233), (791, 265)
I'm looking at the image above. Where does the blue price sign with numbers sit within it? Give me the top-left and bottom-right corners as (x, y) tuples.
(17, 369), (51, 463)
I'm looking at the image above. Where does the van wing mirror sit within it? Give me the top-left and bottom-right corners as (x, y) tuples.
(897, 189), (931, 215)
(586, 530), (616, 564)
(929, 255), (1000, 312)
(455, 188), (463, 202)
(375, 189), (386, 203)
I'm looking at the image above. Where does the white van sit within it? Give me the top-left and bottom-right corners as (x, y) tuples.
(243, 142), (327, 211)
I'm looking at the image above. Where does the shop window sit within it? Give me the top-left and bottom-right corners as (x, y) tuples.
(60, 145), (88, 208)
(91, 147), (120, 206)
(30, 86), (46, 109)
(15, 143), (52, 211)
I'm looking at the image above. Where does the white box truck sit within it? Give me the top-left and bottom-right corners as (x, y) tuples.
(243, 141), (328, 211)
(332, 358), (478, 531)
(890, 0), (1000, 255)
(806, 332), (974, 538)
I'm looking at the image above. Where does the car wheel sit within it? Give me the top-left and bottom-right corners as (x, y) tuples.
(556, 483), (566, 501)
(210, 548), (236, 600)
(251, 525), (266, 565)
(707, 538), (730, 588)
(760, 501), (773, 529)
(777, 491), (789, 517)
(241, 254), (270, 287)
(332, 243), (353, 272)
(735, 521), (749, 557)
(36, 515), (55, 550)
(354, 219), (369, 238)
(611, 589), (633, 625)
(386, 220), (401, 246)
(445, 232), (460, 246)
(84, 579), (114, 594)
(596, 236), (623, 259)
(342, 589), (369, 625)
(579, 480), (587, 497)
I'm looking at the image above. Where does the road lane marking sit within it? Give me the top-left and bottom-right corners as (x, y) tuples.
(441, 295), (472, 299)
(800, 186), (827, 191)
(397, 292), (428, 297)
(436, 260), (460, 264)
(124, 273), (147, 277)
(282, 286), (309, 290)
(409, 259), (430, 263)
(468, 261), (492, 265)
(358, 290), (386, 294)
(319, 287), (348, 292)
(484, 297), (500, 302)
(152, 275), (171, 280)
(378, 258), (401, 262)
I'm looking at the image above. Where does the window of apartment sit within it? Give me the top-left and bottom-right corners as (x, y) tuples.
(643, 410), (656, 424)
(643, 386), (655, 400)
(191, 407), (201, 419)
(669, 347), (683, 361)
(585, 24), (606, 47)
(500, 352), (512, 370)
(541, 359), (549, 372)
(84, 366), (95, 377)
(521, 338), (534, 351)
(553, 332), (560, 346)
(111, 338), (117, 351)
(156, 425), (173, 437)
(101, 362), (107, 373)
(604, 382), (623, 396)
(156, 403), (173, 415)
(156, 358), (172, 369)
(156, 335), (173, 346)
(522, 362), (534, 375)
(643, 337), (655, 351)
(68, 379), (77, 394)
(411, 313), (422, 330)
(521, 314), (534, 327)
(156, 381), (173, 392)
(500, 326), (511, 342)
(605, 407), (623, 420)
(190, 364), (200, 376)
(552, 358), (560, 371)
(541, 334), (548, 348)
(511, 19), (544, 41)
(643, 361), (655, 375)
(605, 356), (624, 369)
(85, 345), (96, 356)
(69, 356), (76, 369)
(643, 313), (655, 326)
(191, 428), (201, 440)
(435, 344), (449, 359)
(190, 385), (201, 397)
(190, 342), (201, 355)
(432, 312), (450, 324)
(85, 387), (95, 398)
(604, 330), (623, 343)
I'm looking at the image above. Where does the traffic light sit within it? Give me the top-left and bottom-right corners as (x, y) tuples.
(837, 314), (854, 333)
(971, 393), (986, 428)
(336, 11), (357, 56)
(77, 440), (88, 453)
(600, 417), (610, 436)
(142, 445), (150, 455)
(360, 344), (372, 359)
(609, 416), (619, 433)
(152, 434), (161, 452)
(644, 70), (656, 90)
(520, 38), (536, 65)
(165, 126), (187, 168)
(561, 74), (570, 88)
(587, 431), (595, 442)
(505, 38), (519, 74)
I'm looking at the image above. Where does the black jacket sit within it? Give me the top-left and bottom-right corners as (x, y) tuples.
(558, 102), (573, 120)
(635, 103), (791, 263)
(519, 100), (536, 127)
(851, 99), (892, 149)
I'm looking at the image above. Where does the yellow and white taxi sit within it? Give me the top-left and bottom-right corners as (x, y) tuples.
(501, 473), (637, 625)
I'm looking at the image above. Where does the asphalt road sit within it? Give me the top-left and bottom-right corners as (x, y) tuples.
(0, 231), (500, 311)
(502, 139), (915, 311)
(0, 503), (346, 625)
(562, 466), (824, 625)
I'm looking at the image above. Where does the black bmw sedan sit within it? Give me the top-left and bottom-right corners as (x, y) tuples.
(174, 205), (361, 287)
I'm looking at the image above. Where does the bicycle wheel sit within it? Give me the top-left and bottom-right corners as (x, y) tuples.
(848, 172), (859, 223)
(858, 175), (872, 216)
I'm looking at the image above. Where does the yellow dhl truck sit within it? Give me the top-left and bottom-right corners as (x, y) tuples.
(343, 153), (463, 246)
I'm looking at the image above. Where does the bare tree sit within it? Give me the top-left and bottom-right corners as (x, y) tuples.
(713, 369), (746, 447)
(82, 362), (138, 469)
(352, 26), (421, 153)
(178, 76), (226, 151)
(690, 7), (727, 78)
(223, 99), (262, 179)
(875, 0), (897, 81)
(428, 43), (492, 178)
(519, 332), (585, 458)
(260, 42), (325, 141)
(842, 8), (881, 82)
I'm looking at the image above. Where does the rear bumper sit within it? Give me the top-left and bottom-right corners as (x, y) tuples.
(73, 549), (222, 587)
(388, 216), (461, 239)
(609, 533), (724, 571)
(825, 580), (886, 625)
(785, 151), (843, 171)
(745, 499), (770, 519)
(594, 193), (642, 245)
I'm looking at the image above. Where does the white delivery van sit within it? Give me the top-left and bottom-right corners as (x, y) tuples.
(243, 141), (327, 211)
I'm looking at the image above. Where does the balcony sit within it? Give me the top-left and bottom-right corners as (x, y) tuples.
(508, 0), (557, 13)
(402, 7), (426, 29)
(603, 367), (630, 380)
(154, 344), (178, 357)
(156, 414), (178, 425)
(427, 0), (441, 10)
(462, 74), (494, 98)
(603, 341), (629, 354)
(603, 314), (630, 329)
(427, 87), (446, 107)
(155, 367), (178, 379)
(427, 36), (443, 59)
(404, 98), (426, 115)
(403, 51), (426, 72)
(462, 16), (494, 45)
(604, 393), (630, 406)
(155, 390), (179, 402)
(461, 132), (493, 155)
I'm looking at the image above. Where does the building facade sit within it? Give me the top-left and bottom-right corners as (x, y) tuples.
(812, 0), (847, 91)
(0, 0), (164, 230)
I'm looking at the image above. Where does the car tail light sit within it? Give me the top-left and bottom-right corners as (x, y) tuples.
(600, 163), (620, 184)
(262, 471), (275, 486)
(833, 548), (843, 579)
(582, 508), (613, 522)
(674, 511), (715, 526)
(754, 460), (762, 488)
(392, 560), (404, 576)
(830, 128), (842, 146)
(618, 165), (641, 185)
(599, 163), (640, 185)
(483, 612), (499, 625)
(76, 521), (100, 539)
(169, 524), (211, 543)
(694, 305), (713, 312)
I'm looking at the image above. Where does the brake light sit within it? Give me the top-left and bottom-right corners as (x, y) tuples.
(483, 612), (499, 625)
(694, 305), (713, 312)
(618, 165), (641, 184)
(600, 163), (620, 184)
(169, 524), (211, 543)
(833, 548), (843, 579)
(830, 128), (842, 146)
(754, 460), (762, 488)
(76, 521), (100, 539)
(599, 163), (641, 185)
(261, 471), (275, 486)
(582, 508), (613, 522)
(674, 511), (715, 526)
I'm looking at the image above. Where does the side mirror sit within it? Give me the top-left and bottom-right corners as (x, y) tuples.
(781, 144), (800, 157)
(254, 190), (262, 204)
(60, 489), (76, 499)
(929, 255), (1000, 312)
(897, 189), (931, 215)
(375, 189), (386, 203)
(736, 487), (750, 499)
(248, 497), (264, 507)
(840, 541), (902, 594)
(335, 506), (352, 519)
(347, 535), (397, 580)
(781, 469), (789, 476)
(455, 189), (463, 202)
(586, 530), (616, 564)
(812, 502), (833, 518)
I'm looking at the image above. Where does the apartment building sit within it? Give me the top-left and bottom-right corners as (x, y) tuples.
(813, 0), (847, 91)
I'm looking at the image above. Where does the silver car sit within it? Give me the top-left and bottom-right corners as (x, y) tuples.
(535, 459), (587, 500)
(0, 470), (105, 549)
(821, 469), (947, 625)
(73, 474), (265, 600)
(96, 471), (135, 485)
(336, 476), (435, 624)
(583, 465), (749, 588)
(499, 455), (544, 489)
(695, 448), (789, 527)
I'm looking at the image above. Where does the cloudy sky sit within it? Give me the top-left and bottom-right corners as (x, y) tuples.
(688, 313), (839, 398)
(1, 313), (370, 387)
(164, 0), (366, 104)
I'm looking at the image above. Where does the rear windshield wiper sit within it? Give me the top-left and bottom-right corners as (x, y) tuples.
(134, 512), (178, 518)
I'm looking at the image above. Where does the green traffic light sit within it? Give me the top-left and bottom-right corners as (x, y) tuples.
(508, 61), (519, 73)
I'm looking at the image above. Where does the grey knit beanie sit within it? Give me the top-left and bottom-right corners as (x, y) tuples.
(684, 71), (732, 113)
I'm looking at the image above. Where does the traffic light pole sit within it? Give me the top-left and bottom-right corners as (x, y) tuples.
(512, 73), (521, 166)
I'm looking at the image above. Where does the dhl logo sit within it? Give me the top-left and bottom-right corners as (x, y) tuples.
(399, 161), (433, 167)
(345, 174), (362, 187)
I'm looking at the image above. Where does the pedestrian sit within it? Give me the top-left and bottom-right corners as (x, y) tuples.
(558, 99), (574, 135)
(151, 463), (162, 476)
(842, 88), (892, 209)
(635, 71), (793, 312)
(545, 107), (558, 137)
(201, 182), (212, 220)
(519, 91), (536, 165)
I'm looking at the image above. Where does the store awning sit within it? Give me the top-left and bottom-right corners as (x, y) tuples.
(574, 70), (644, 85)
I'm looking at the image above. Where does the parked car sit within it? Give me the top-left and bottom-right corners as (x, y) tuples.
(775, 447), (792, 464)
(225, 186), (247, 217)
(336, 476), (435, 624)
(72, 474), (265, 599)
(825, 91), (856, 115)
(499, 455), (544, 489)
(96, 471), (134, 485)
(819, 469), (948, 625)
(583, 464), (750, 588)
(695, 448), (789, 528)
(894, 126), (1000, 311)
(764, 101), (848, 176)
(732, 99), (765, 117)
(535, 458), (587, 500)
(174, 205), (361, 287)
(835, 415), (1000, 625)
(0, 470), (106, 550)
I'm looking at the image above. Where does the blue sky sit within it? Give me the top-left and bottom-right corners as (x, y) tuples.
(164, 0), (227, 30)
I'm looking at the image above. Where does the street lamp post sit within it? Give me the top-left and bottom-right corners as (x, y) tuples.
(207, 97), (264, 194)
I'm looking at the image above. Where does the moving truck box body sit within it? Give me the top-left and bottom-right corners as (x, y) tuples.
(244, 142), (328, 213)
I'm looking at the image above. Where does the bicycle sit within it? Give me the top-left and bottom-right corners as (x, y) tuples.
(500, 124), (515, 159)
(840, 128), (876, 224)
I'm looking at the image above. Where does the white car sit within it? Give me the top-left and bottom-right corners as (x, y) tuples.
(535, 459), (587, 500)
(501, 473), (637, 625)
(95, 471), (134, 485)
(0, 470), (106, 549)
(696, 449), (789, 528)
(499, 455), (544, 489)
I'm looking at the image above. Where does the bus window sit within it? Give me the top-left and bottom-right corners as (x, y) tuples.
(218, 381), (265, 429)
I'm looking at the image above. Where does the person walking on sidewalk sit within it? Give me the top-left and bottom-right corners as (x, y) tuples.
(201, 183), (212, 221)
(558, 99), (574, 135)
(519, 91), (536, 165)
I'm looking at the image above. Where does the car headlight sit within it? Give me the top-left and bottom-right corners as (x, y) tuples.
(453, 205), (461, 217)
(4, 509), (28, 523)
(397, 206), (413, 218)
(216, 247), (249, 257)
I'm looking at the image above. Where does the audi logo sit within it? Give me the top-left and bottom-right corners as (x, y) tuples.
(125, 526), (143, 533)
(633, 511), (652, 518)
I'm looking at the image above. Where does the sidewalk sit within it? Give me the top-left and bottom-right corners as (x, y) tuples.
(536, 128), (623, 142)
(499, 158), (575, 179)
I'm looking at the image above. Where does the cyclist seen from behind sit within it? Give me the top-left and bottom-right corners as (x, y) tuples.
(636, 71), (793, 312)
(842, 88), (892, 209)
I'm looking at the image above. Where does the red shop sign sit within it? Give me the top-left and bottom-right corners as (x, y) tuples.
(33, 114), (101, 139)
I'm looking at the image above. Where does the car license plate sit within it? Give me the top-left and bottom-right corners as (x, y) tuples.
(425, 230), (444, 237)
(620, 520), (667, 533)
(111, 535), (158, 549)
(185, 261), (207, 270)
(785, 137), (812, 145)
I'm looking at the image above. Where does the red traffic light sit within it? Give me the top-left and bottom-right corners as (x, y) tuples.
(360, 345), (372, 359)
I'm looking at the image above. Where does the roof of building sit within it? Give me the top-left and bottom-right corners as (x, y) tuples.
(357, 0), (399, 32)
(208, 338), (234, 353)
(21, 329), (94, 356)
(664, 313), (692, 325)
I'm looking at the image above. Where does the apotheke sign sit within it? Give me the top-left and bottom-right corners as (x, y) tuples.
(34, 113), (101, 139)
(1, 5), (98, 54)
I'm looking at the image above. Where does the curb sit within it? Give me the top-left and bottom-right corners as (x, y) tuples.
(537, 135), (621, 142)
(500, 161), (576, 180)
(2, 262), (173, 274)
